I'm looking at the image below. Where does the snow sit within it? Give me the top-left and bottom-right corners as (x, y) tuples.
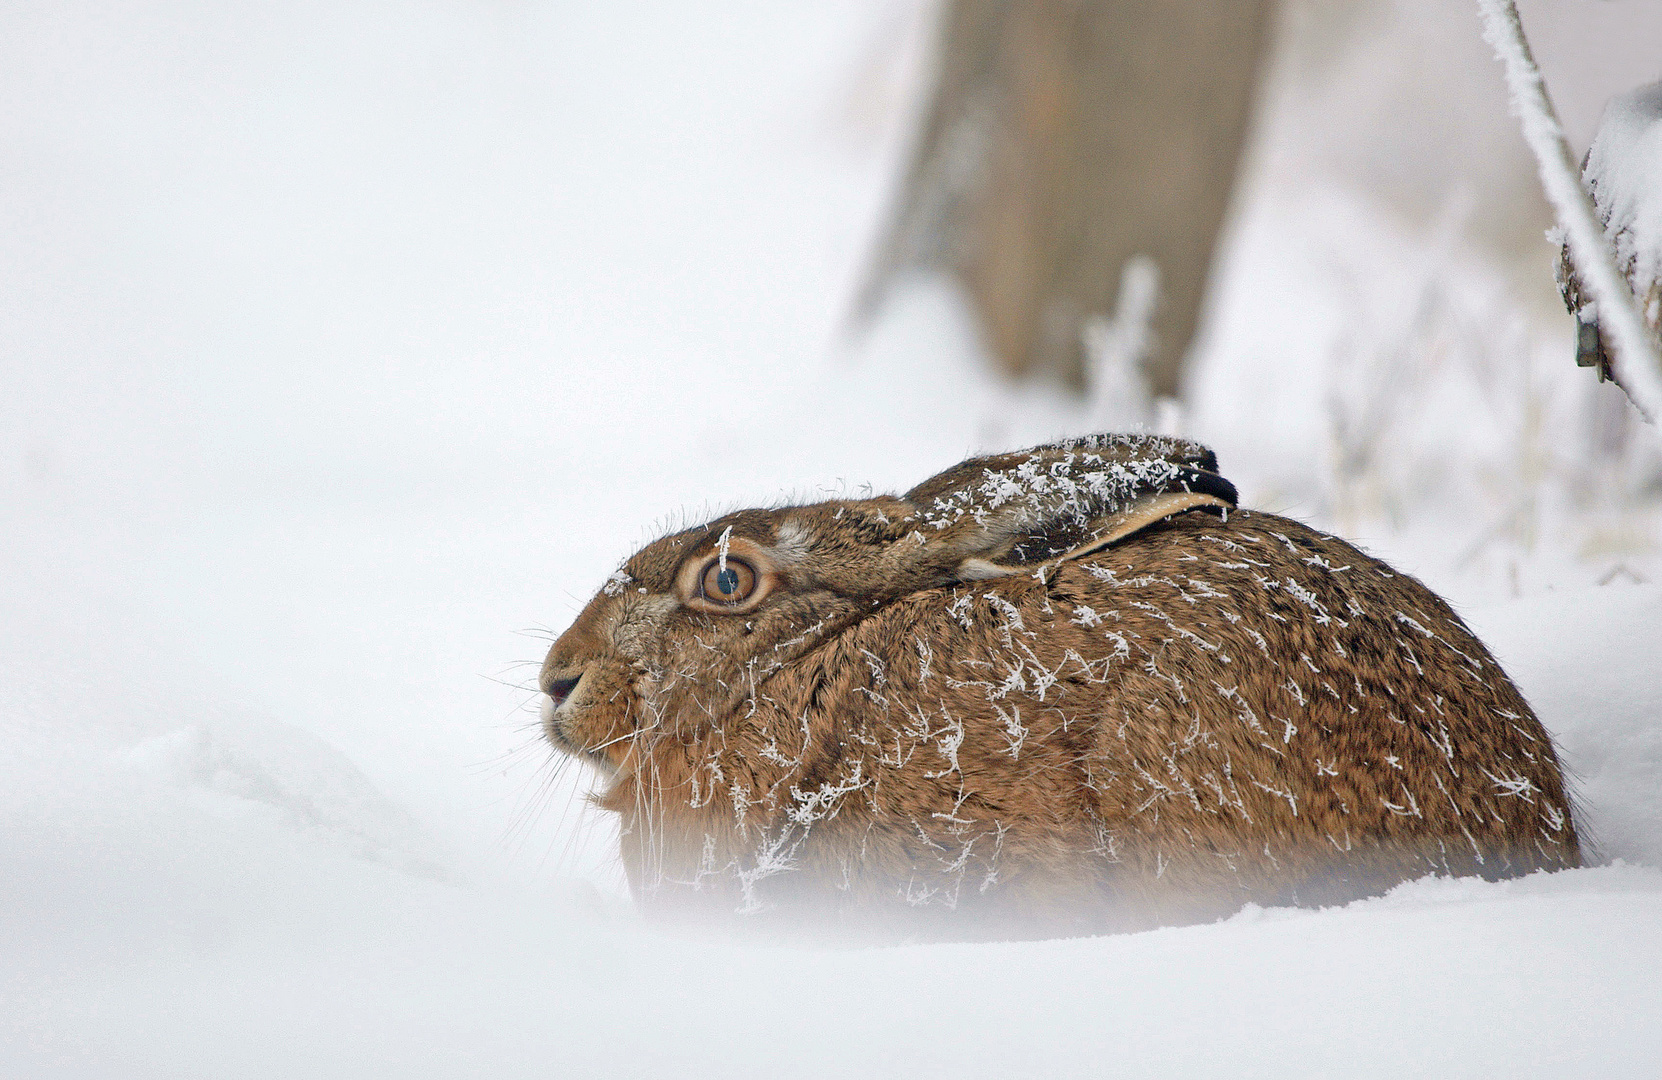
(2, 3), (1659, 1076)
(1471, 583), (1662, 868)
(1585, 82), (1662, 327)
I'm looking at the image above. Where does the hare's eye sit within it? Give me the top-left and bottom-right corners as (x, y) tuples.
(700, 558), (757, 605)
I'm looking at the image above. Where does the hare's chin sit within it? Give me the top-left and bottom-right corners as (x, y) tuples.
(551, 727), (619, 777)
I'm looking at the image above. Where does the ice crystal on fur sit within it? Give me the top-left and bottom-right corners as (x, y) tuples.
(539, 436), (1580, 936)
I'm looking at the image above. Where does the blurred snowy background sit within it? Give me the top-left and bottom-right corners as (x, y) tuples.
(3, 2), (1659, 1076)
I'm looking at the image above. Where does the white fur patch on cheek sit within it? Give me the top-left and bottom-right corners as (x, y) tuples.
(540, 694), (556, 726)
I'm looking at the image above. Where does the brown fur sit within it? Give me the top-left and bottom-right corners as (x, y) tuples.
(540, 436), (1579, 938)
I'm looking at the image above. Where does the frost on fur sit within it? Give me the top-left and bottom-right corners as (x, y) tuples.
(538, 436), (1580, 938)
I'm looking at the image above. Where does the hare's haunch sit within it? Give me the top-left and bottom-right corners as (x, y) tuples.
(540, 435), (1579, 935)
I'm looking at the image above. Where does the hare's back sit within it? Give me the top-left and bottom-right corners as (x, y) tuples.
(1047, 508), (1578, 883)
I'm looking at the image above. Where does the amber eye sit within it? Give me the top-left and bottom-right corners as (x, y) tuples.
(700, 558), (757, 605)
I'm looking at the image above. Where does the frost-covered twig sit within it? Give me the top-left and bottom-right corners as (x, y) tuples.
(1083, 254), (1159, 428)
(1477, 0), (1662, 422)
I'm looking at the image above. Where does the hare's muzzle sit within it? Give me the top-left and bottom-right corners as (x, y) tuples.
(538, 661), (598, 754)
(538, 669), (586, 744)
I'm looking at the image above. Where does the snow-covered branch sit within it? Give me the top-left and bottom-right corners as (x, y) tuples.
(1477, 0), (1662, 422)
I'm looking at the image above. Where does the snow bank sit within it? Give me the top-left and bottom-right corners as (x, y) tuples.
(5, 833), (1659, 1079)
(1470, 582), (1662, 867)
(4, 481), (1657, 1080)
(3, 2), (1659, 1076)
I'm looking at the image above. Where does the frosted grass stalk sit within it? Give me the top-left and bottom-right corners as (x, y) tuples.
(1476, 0), (1662, 422)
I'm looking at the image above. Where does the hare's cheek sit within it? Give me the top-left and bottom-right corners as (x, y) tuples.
(601, 731), (639, 773)
(630, 672), (667, 716)
(588, 680), (649, 747)
(565, 702), (617, 748)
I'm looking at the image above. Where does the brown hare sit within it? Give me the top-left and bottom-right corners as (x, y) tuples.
(539, 434), (1580, 937)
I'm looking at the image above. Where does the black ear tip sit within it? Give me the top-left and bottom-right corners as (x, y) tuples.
(1177, 467), (1238, 507)
(1196, 448), (1220, 473)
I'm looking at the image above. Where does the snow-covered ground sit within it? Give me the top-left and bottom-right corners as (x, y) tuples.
(3, 3), (1659, 1076)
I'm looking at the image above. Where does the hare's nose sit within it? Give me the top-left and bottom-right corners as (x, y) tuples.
(546, 673), (582, 708)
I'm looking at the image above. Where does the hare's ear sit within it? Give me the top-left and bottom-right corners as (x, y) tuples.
(900, 434), (1237, 581)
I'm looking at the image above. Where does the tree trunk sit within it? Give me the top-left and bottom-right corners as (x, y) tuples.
(861, 0), (1272, 399)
